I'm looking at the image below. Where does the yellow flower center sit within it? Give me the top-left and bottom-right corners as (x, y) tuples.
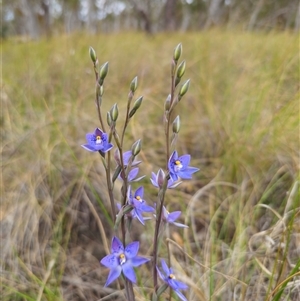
(119, 253), (126, 265)
(169, 274), (176, 279)
(174, 160), (183, 172)
(96, 135), (102, 144)
(136, 196), (142, 202)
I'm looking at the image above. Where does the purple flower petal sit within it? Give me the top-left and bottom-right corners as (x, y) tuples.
(132, 198), (143, 208)
(127, 185), (132, 201)
(133, 175), (146, 182)
(168, 180), (182, 188)
(186, 166), (200, 174)
(172, 279), (188, 290)
(168, 151), (198, 181)
(131, 256), (150, 267)
(157, 260), (188, 298)
(167, 211), (182, 222)
(94, 128), (104, 136)
(104, 267), (122, 287)
(170, 151), (178, 161)
(104, 143), (114, 152)
(122, 264), (136, 283)
(173, 222), (189, 228)
(135, 186), (144, 198)
(156, 266), (166, 281)
(174, 289), (188, 301)
(122, 150), (141, 166)
(82, 128), (113, 153)
(128, 168), (139, 181)
(81, 144), (97, 152)
(178, 154), (191, 167)
(101, 254), (118, 269)
(140, 204), (155, 213)
(161, 259), (170, 276)
(111, 236), (124, 254)
(134, 209), (145, 225)
(125, 241), (139, 259)
(122, 151), (132, 165)
(102, 236), (148, 287)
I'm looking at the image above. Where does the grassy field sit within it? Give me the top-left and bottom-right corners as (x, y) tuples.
(1, 30), (299, 301)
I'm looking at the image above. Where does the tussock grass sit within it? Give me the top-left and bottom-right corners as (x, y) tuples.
(1, 30), (299, 300)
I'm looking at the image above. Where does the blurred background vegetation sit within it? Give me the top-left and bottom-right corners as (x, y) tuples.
(1, 1), (300, 301)
(1, 0), (300, 39)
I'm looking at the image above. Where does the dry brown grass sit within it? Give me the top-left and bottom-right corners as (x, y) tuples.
(1, 30), (299, 300)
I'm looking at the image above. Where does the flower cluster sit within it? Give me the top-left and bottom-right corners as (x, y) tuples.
(82, 43), (198, 301)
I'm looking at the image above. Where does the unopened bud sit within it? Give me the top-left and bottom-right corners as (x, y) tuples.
(172, 115), (180, 133)
(131, 139), (142, 156)
(164, 94), (171, 111)
(114, 149), (121, 165)
(110, 103), (119, 122)
(99, 62), (109, 81)
(179, 79), (190, 99)
(107, 111), (112, 126)
(156, 169), (165, 188)
(99, 85), (104, 96)
(129, 96), (143, 118)
(89, 46), (97, 63)
(130, 76), (138, 93)
(173, 43), (182, 62)
(176, 60), (186, 78)
(175, 76), (181, 87)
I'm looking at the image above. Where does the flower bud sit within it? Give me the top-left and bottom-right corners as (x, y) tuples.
(99, 85), (104, 96)
(179, 79), (190, 99)
(107, 111), (112, 126)
(172, 115), (180, 133)
(89, 46), (97, 63)
(114, 149), (121, 165)
(164, 94), (171, 111)
(130, 76), (138, 93)
(110, 103), (119, 122)
(175, 76), (181, 87)
(129, 96), (143, 118)
(112, 165), (122, 182)
(156, 169), (165, 188)
(176, 60), (186, 79)
(173, 43), (182, 62)
(131, 139), (142, 156)
(99, 62), (109, 81)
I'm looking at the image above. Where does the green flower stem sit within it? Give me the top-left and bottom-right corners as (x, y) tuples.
(111, 133), (135, 301)
(125, 278), (136, 301)
(105, 151), (116, 223)
(92, 60), (106, 132)
(152, 173), (170, 291)
(121, 90), (134, 146)
(166, 59), (177, 167)
(95, 84), (106, 132)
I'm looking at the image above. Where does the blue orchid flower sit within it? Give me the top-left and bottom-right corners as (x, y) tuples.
(156, 259), (188, 301)
(168, 151), (199, 181)
(81, 128), (113, 153)
(100, 236), (149, 286)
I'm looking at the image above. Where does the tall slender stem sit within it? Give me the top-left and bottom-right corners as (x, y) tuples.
(152, 175), (169, 290)
(153, 58), (177, 293)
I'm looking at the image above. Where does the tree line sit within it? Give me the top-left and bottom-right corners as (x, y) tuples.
(2, 0), (299, 38)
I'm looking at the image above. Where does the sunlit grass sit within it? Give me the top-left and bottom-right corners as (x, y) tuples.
(1, 30), (299, 300)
